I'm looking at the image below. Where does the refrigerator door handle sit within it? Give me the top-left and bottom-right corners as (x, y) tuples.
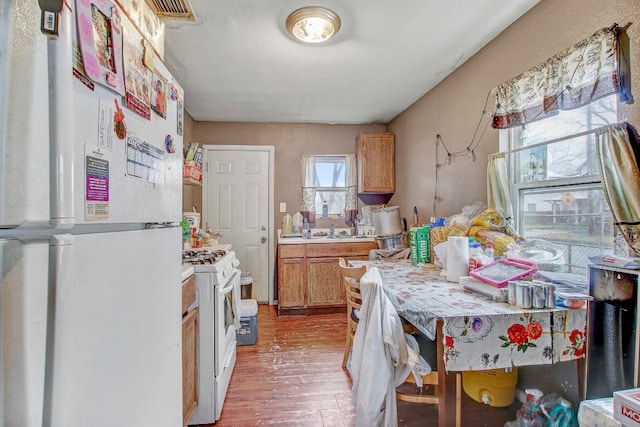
(43, 234), (74, 427)
(48, 7), (74, 229)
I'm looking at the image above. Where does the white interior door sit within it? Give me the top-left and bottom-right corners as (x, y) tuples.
(203, 146), (274, 304)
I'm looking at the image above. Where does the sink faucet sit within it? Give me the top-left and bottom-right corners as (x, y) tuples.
(329, 223), (335, 238)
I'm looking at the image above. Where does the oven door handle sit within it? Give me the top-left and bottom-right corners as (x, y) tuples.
(218, 273), (239, 295)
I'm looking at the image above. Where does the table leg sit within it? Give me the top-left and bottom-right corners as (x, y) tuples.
(437, 319), (458, 427)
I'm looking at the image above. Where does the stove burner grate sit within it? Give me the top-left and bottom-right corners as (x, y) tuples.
(182, 249), (227, 265)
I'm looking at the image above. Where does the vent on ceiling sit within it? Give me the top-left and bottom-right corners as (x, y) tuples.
(145, 0), (196, 21)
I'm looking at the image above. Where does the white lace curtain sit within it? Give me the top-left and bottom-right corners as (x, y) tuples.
(301, 154), (358, 227)
(596, 123), (640, 257)
(486, 153), (513, 220)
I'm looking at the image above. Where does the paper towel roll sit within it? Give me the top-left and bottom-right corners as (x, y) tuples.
(446, 236), (469, 283)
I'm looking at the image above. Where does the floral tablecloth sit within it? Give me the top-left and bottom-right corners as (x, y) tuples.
(349, 260), (587, 371)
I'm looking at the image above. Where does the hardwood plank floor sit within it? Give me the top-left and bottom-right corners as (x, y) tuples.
(204, 305), (520, 426)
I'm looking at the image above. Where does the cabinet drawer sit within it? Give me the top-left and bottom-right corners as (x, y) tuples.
(278, 244), (305, 258)
(182, 275), (196, 314)
(306, 242), (377, 258)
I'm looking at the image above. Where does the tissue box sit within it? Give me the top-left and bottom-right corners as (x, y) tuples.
(579, 398), (621, 427)
(614, 388), (640, 426)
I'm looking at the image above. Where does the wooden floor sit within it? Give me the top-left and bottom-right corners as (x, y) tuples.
(205, 305), (520, 426)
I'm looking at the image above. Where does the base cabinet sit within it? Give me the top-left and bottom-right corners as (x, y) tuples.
(182, 275), (198, 426)
(277, 242), (376, 315)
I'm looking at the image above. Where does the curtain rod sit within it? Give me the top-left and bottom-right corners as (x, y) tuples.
(488, 126), (611, 159)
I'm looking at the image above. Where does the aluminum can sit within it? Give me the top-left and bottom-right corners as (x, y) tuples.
(543, 283), (556, 308)
(531, 283), (546, 309)
(507, 281), (518, 306)
(515, 282), (531, 308)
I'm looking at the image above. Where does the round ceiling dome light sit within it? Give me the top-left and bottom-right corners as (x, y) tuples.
(286, 6), (341, 44)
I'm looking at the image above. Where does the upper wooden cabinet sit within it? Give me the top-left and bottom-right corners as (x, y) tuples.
(356, 133), (395, 194)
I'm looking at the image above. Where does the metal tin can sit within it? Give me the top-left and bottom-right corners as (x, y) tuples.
(515, 282), (531, 308)
(543, 283), (556, 308)
(531, 283), (546, 309)
(507, 281), (518, 306)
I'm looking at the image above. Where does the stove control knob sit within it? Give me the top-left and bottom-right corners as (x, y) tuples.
(232, 259), (240, 268)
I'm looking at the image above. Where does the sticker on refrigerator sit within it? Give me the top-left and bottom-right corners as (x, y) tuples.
(125, 135), (165, 184)
(85, 146), (110, 221)
(97, 99), (115, 150)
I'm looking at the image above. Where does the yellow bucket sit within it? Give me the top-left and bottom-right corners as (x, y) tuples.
(462, 368), (518, 407)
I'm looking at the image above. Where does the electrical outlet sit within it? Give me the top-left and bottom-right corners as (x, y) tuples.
(279, 202), (287, 213)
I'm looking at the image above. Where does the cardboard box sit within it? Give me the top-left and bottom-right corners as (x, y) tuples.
(614, 388), (640, 426)
(578, 398), (621, 427)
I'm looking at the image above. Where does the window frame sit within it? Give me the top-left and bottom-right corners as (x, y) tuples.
(312, 155), (347, 217)
(503, 95), (618, 273)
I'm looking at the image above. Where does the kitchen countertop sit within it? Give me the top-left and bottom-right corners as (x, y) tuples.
(181, 264), (194, 281)
(278, 228), (376, 245)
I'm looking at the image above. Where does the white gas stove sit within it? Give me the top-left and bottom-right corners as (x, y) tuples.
(182, 245), (241, 425)
(182, 248), (239, 284)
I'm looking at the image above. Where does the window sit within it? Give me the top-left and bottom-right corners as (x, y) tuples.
(507, 94), (617, 274)
(313, 156), (346, 216)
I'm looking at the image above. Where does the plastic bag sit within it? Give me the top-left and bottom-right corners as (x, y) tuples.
(539, 393), (578, 427)
(504, 389), (546, 427)
(506, 239), (565, 272)
(444, 202), (486, 235)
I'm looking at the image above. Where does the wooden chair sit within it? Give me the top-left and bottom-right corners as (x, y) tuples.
(341, 259), (462, 425)
(338, 257), (367, 370)
(396, 370), (462, 427)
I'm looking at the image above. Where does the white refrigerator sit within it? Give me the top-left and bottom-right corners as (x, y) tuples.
(1, 1), (184, 426)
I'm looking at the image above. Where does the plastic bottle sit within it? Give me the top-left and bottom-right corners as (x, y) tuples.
(485, 244), (495, 262)
(322, 200), (328, 217)
(469, 241), (485, 271)
(515, 389), (546, 427)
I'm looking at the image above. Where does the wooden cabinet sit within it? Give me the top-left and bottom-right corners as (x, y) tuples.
(356, 133), (395, 194)
(277, 241), (376, 315)
(182, 275), (198, 427)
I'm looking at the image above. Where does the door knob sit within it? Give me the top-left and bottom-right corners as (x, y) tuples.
(261, 225), (266, 231)
(261, 236), (267, 243)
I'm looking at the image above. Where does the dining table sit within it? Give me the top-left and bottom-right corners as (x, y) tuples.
(349, 259), (588, 427)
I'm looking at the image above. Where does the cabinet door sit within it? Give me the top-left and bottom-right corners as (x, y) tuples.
(182, 308), (199, 427)
(356, 133), (395, 194)
(307, 257), (344, 307)
(278, 257), (306, 308)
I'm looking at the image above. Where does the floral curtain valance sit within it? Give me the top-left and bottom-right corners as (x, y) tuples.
(492, 24), (632, 130)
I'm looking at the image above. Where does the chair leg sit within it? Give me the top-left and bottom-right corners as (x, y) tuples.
(342, 333), (352, 370)
(455, 372), (462, 427)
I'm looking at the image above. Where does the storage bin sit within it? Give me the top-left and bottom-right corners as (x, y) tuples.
(462, 368), (518, 407)
(236, 299), (258, 346)
(240, 272), (253, 299)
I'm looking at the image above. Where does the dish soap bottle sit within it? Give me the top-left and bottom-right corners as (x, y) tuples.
(322, 200), (328, 217)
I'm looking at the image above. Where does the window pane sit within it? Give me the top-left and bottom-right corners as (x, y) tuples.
(520, 95), (617, 146)
(519, 185), (613, 274)
(315, 190), (346, 216)
(517, 134), (599, 184)
(314, 159), (345, 187)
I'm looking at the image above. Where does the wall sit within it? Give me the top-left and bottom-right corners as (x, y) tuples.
(191, 122), (386, 229)
(388, 0), (640, 223)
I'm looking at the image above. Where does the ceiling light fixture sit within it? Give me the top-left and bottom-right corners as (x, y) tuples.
(286, 6), (341, 44)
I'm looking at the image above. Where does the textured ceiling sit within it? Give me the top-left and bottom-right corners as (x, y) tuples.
(163, 0), (540, 124)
